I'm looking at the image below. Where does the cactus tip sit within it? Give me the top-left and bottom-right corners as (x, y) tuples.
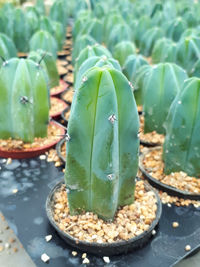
(82, 76), (88, 83)
(65, 133), (71, 142)
(108, 114), (117, 124)
(107, 174), (114, 180)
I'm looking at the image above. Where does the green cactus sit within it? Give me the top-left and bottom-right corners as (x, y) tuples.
(49, 0), (68, 27)
(165, 17), (187, 42)
(25, 7), (39, 37)
(107, 23), (132, 52)
(113, 41), (136, 67)
(140, 26), (164, 57)
(176, 36), (200, 74)
(74, 44), (112, 80)
(28, 49), (59, 88)
(0, 33), (17, 66)
(78, 18), (103, 44)
(0, 58), (49, 142)
(75, 55), (121, 89)
(72, 11), (92, 40)
(133, 64), (152, 106)
(143, 63), (188, 134)
(152, 37), (177, 64)
(163, 77), (200, 177)
(29, 30), (58, 59)
(134, 15), (152, 47)
(65, 66), (139, 220)
(72, 34), (96, 63)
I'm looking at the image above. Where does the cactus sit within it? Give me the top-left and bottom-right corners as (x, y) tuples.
(176, 36), (200, 74)
(28, 49), (59, 88)
(107, 22), (132, 51)
(134, 15), (152, 47)
(163, 77), (200, 177)
(0, 58), (49, 142)
(165, 17), (187, 42)
(143, 63), (188, 134)
(113, 41), (136, 67)
(0, 33), (17, 66)
(25, 7), (39, 37)
(29, 30), (58, 59)
(133, 64), (152, 106)
(75, 55), (121, 89)
(72, 11), (92, 40)
(74, 44), (112, 80)
(72, 34), (96, 63)
(140, 26), (164, 57)
(78, 18), (103, 43)
(152, 37), (177, 64)
(49, 0), (68, 27)
(65, 66), (139, 220)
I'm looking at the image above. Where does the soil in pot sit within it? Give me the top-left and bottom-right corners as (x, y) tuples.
(0, 122), (65, 158)
(140, 146), (200, 197)
(50, 79), (68, 96)
(66, 64), (73, 72)
(63, 72), (74, 85)
(50, 97), (69, 118)
(137, 105), (143, 114)
(66, 55), (72, 63)
(49, 180), (159, 245)
(139, 115), (164, 146)
(56, 61), (68, 77)
(61, 87), (74, 104)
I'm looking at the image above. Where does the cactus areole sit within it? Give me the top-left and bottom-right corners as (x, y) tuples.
(0, 58), (49, 143)
(65, 66), (139, 221)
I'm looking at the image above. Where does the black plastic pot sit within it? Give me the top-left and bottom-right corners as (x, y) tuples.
(61, 106), (71, 126)
(140, 139), (162, 147)
(61, 88), (73, 105)
(56, 138), (66, 163)
(139, 151), (200, 200)
(46, 179), (162, 256)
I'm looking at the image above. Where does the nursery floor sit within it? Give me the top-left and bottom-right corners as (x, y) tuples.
(0, 157), (200, 267)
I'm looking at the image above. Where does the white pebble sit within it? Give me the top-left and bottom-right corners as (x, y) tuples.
(82, 258), (90, 264)
(103, 256), (110, 263)
(185, 245), (191, 251)
(39, 155), (46, 160)
(45, 235), (52, 242)
(12, 189), (18, 194)
(72, 251), (77, 256)
(82, 253), (87, 259)
(5, 243), (10, 249)
(152, 229), (156, 235)
(41, 253), (50, 263)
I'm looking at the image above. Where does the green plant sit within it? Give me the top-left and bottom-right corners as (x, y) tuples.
(49, 0), (68, 27)
(163, 77), (200, 177)
(152, 37), (177, 64)
(165, 17), (187, 42)
(0, 58), (49, 142)
(65, 66), (139, 220)
(29, 30), (58, 59)
(140, 26), (164, 57)
(77, 18), (103, 43)
(75, 55), (121, 89)
(143, 63), (188, 134)
(74, 44), (112, 79)
(28, 49), (59, 88)
(0, 33), (17, 66)
(113, 41), (136, 66)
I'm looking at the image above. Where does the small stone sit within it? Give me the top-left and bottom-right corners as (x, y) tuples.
(172, 222), (179, 228)
(103, 256), (110, 263)
(5, 243), (10, 249)
(41, 253), (50, 263)
(0, 245), (4, 252)
(45, 235), (52, 242)
(82, 258), (90, 264)
(39, 155), (46, 160)
(167, 203), (172, 207)
(12, 189), (18, 194)
(152, 230), (156, 235)
(13, 247), (18, 253)
(82, 253), (87, 259)
(72, 251), (77, 256)
(185, 245), (191, 251)
(6, 158), (12, 165)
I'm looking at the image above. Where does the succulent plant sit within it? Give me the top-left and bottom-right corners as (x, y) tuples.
(133, 64), (151, 106)
(134, 15), (152, 47)
(74, 44), (112, 79)
(29, 30), (58, 59)
(152, 37), (177, 64)
(75, 55), (121, 89)
(176, 36), (200, 74)
(103, 12), (124, 43)
(143, 63), (188, 134)
(107, 22), (132, 51)
(49, 0), (68, 27)
(72, 11), (92, 40)
(140, 27), (164, 57)
(25, 7), (39, 37)
(65, 66), (139, 220)
(72, 34), (96, 63)
(28, 49), (59, 88)
(165, 17), (187, 42)
(0, 58), (49, 142)
(113, 41), (136, 67)
(163, 77), (200, 177)
(0, 33), (17, 66)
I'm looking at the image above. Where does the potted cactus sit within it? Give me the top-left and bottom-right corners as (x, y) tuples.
(0, 57), (64, 159)
(140, 77), (200, 200)
(113, 40), (136, 67)
(46, 66), (162, 255)
(0, 33), (17, 66)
